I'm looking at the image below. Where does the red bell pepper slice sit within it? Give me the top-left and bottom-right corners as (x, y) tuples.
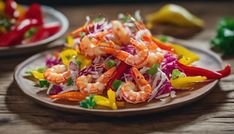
(177, 61), (231, 79)
(0, 19), (41, 46)
(17, 3), (43, 25)
(25, 23), (60, 43)
(217, 64), (231, 78)
(5, 0), (17, 18)
(106, 62), (129, 89)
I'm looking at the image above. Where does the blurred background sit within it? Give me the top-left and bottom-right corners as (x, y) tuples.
(17, 0), (234, 5)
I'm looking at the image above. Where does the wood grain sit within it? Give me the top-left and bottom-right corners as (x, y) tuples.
(1, 2), (234, 134)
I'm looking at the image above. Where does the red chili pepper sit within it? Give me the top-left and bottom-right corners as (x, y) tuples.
(0, 19), (41, 46)
(177, 61), (231, 79)
(5, 0), (17, 18)
(106, 62), (129, 89)
(217, 64), (231, 78)
(25, 23), (60, 43)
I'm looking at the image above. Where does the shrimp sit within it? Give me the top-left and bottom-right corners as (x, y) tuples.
(76, 67), (116, 94)
(120, 67), (152, 104)
(79, 32), (115, 58)
(102, 38), (149, 68)
(69, 23), (94, 38)
(133, 20), (164, 67)
(112, 20), (130, 45)
(44, 64), (71, 84)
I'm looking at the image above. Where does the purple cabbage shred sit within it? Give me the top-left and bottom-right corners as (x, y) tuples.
(49, 85), (63, 95)
(46, 55), (61, 68)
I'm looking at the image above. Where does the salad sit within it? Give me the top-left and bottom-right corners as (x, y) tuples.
(0, 0), (60, 47)
(26, 14), (231, 110)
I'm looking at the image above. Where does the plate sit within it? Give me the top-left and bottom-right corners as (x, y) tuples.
(14, 41), (223, 116)
(0, 6), (69, 56)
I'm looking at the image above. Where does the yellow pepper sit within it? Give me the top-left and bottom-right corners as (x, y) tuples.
(146, 4), (204, 29)
(172, 44), (200, 65)
(93, 89), (123, 110)
(59, 49), (77, 66)
(31, 70), (44, 80)
(16, 4), (26, 18)
(60, 49), (91, 69)
(107, 89), (117, 110)
(65, 36), (75, 48)
(170, 76), (207, 89)
(93, 95), (110, 108)
(77, 53), (91, 69)
(0, 0), (5, 13)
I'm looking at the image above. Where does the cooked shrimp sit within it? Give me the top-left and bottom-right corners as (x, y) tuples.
(79, 34), (115, 58)
(133, 21), (164, 67)
(102, 38), (149, 68)
(120, 67), (152, 104)
(44, 65), (71, 84)
(69, 23), (94, 37)
(76, 67), (116, 94)
(112, 20), (130, 45)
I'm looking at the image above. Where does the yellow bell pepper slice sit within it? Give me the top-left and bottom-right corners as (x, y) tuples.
(76, 53), (91, 69)
(0, 0), (5, 13)
(59, 49), (77, 66)
(65, 36), (75, 48)
(172, 44), (200, 65)
(93, 89), (120, 110)
(93, 95), (110, 107)
(146, 4), (204, 29)
(16, 4), (25, 18)
(31, 71), (44, 80)
(107, 89), (117, 110)
(170, 76), (207, 89)
(60, 48), (91, 69)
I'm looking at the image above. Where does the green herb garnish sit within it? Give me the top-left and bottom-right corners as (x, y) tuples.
(93, 16), (104, 23)
(146, 64), (159, 75)
(120, 15), (131, 23)
(0, 18), (12, 30)
(67, 77), (73, 86)
(171, 69), (185, 80)
(24, 27), (37, 39)
(106, 60), (116, 68)
(37, 66), (46, 73)
(79, 32), (86, 38)
(80, 95), (96, 109)
(112, 80), (123, 91)
(39, 80), (50, 88)
(159, 36), (169, 42)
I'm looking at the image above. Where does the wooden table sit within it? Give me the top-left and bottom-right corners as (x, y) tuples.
(1, 2), (234, 134)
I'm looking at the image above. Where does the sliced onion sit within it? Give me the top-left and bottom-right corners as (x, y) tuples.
(148, 69), (168, 102)
(139, 67), (149, 74)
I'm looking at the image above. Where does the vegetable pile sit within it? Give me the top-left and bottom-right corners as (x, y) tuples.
(26, 14), (231, 110)
(0, 0), (60, 47)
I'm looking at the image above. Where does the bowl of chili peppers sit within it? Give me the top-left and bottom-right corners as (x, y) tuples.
(0, 0), (69, 56)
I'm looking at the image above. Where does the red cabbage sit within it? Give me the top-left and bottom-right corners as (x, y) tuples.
(160, 53), (182, 79)
(46, 55), (61, 68)
(49, 85), (63, 95)
(156, 80), (173, 96)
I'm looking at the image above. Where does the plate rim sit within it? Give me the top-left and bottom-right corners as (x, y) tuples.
(14, 41), (223, 116)
(0, 5), (69, 50)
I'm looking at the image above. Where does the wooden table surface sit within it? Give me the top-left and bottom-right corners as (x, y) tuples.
(1, 2), (234, 134)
